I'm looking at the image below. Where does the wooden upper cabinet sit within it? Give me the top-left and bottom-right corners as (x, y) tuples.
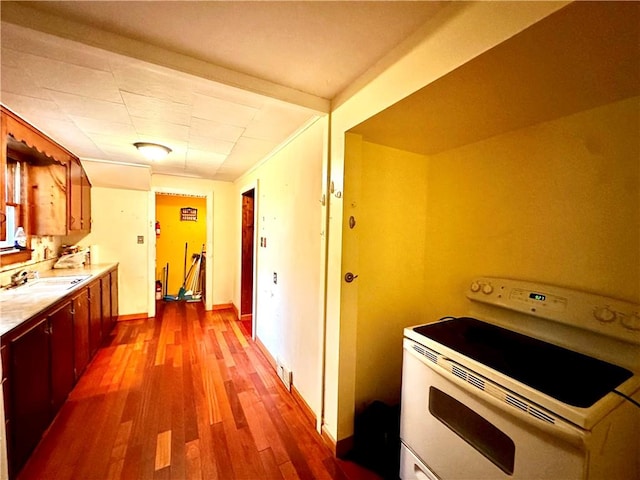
(1, 105), (91, 237)
(68, 158), (91, 233)
(81, 167), (91, 231)
(30, 163), (68, 236)
(1, 112), (7, 241)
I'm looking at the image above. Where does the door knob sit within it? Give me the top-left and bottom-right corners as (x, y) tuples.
(344, 272), (358, 283)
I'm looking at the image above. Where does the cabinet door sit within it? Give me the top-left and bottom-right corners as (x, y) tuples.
(101, 274), (111, 340)
(68, 158), (82, 231)
(30, 163), (68, 236)
(81, 168), (91, 231)
(110, 269), (119, 328)
(88, 281), (102, 356)
(73, 289), (90, 380)
(8, 317), (51, 474)
(49, 301), (74, 413)
(0, 111), (7, 241)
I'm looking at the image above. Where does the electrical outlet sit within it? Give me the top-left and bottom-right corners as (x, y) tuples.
(276, 358), (292, 391)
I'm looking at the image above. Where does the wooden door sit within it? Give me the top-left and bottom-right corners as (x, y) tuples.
(241, 190), (254, 325)
(49, 301), (75, 413)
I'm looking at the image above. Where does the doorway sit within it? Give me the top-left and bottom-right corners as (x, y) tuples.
(240, 189), (255, 336)
(155, 193), (207, 302)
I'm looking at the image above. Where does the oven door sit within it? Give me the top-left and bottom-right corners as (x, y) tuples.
(400, 339), (588, 480)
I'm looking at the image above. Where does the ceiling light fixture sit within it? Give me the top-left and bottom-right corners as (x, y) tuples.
(134, 142), (172, 161)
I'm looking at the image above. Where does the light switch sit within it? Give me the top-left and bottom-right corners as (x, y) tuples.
(137, 235), (144, 244)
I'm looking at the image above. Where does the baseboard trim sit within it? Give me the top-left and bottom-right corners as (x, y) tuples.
(212, 303), (234, 312)
(255, 337), (316, 429)
(254, 336), (277, 370)
(321, 426), (353, 458)
(291, 384), (316, 428)
(117, 313), (145, 321)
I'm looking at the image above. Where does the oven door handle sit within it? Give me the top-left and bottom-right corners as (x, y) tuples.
(404, 343), (587, 448)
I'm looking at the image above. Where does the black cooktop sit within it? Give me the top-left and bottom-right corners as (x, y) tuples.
(413, 317), (633, 408)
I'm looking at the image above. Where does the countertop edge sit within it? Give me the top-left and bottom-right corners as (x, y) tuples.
(0, 263), (119, 339)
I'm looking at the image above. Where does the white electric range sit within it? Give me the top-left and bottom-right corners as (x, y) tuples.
(400, 277), (640, 480)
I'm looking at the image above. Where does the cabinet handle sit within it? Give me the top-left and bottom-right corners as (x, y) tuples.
(0, 212), (5, 224)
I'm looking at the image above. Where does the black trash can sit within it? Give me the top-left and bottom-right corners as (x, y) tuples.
(348, 400), (401, 480)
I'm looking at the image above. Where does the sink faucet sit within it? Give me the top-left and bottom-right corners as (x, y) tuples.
(10, 270), (28, 287)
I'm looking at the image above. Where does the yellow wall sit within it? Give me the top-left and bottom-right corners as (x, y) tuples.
(423, 96), (639, 314)
(349, 96), (639, 417)
(325, 1), (568, 443)
(354, 141), (429, 411)
(155, 194), (206, 296)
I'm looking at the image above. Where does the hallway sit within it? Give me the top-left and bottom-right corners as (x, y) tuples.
(18, 303), (379, 480)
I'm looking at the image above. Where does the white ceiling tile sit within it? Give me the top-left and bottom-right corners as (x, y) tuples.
(245, 105), (317, 141)
(121, 91), (192, 126)
(1, 47), (27, 69)
(188, 135), (234, 155)
(112, 63), (194, 105)
(47, 91), (130, 123)
(130, 116), (190, 143)
(0, 62), (51, 100)
(186, 149), (226, 166)
(225, 136), (278, 167)
(194, 80), (266, 109)
(1, 23), (112, 72)
(70, 116), (137, 137)
(190, 117), (244, 143)
(192, 93), (258, 127)
(22, 55), (121, 102)
(0, 92), (67, 121)
(95, 145), (146, 164)
(29, 118), (104, 158)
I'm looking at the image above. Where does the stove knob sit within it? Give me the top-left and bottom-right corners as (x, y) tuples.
(482, 283), (494, 295)
(593, 306), (616, 323)
(621, 313), (640, 331)
(470, 281), (481, 293)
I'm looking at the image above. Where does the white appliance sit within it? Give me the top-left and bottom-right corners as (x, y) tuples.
(400, 277), (640, 480)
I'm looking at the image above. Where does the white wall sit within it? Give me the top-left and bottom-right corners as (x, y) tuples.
(234, 117), (326, 418)
(82, 187), (149, 316)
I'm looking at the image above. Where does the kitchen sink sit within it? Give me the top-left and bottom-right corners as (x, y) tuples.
(23, 275), (91, 291)
(0, 275), (92, 304)
(4, 275), (91, 295)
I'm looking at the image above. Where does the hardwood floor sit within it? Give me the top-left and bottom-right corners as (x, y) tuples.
(18, 302), (381, 480)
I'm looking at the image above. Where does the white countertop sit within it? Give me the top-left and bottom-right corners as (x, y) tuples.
(0, 263), (118, 337)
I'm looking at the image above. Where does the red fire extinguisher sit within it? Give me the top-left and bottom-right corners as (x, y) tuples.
(155, 221), (161, 236)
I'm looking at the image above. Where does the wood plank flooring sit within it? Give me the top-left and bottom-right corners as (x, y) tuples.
(18, 302), (381, 480)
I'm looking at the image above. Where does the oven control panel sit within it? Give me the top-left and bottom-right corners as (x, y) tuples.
(467, 277), (640, 345)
